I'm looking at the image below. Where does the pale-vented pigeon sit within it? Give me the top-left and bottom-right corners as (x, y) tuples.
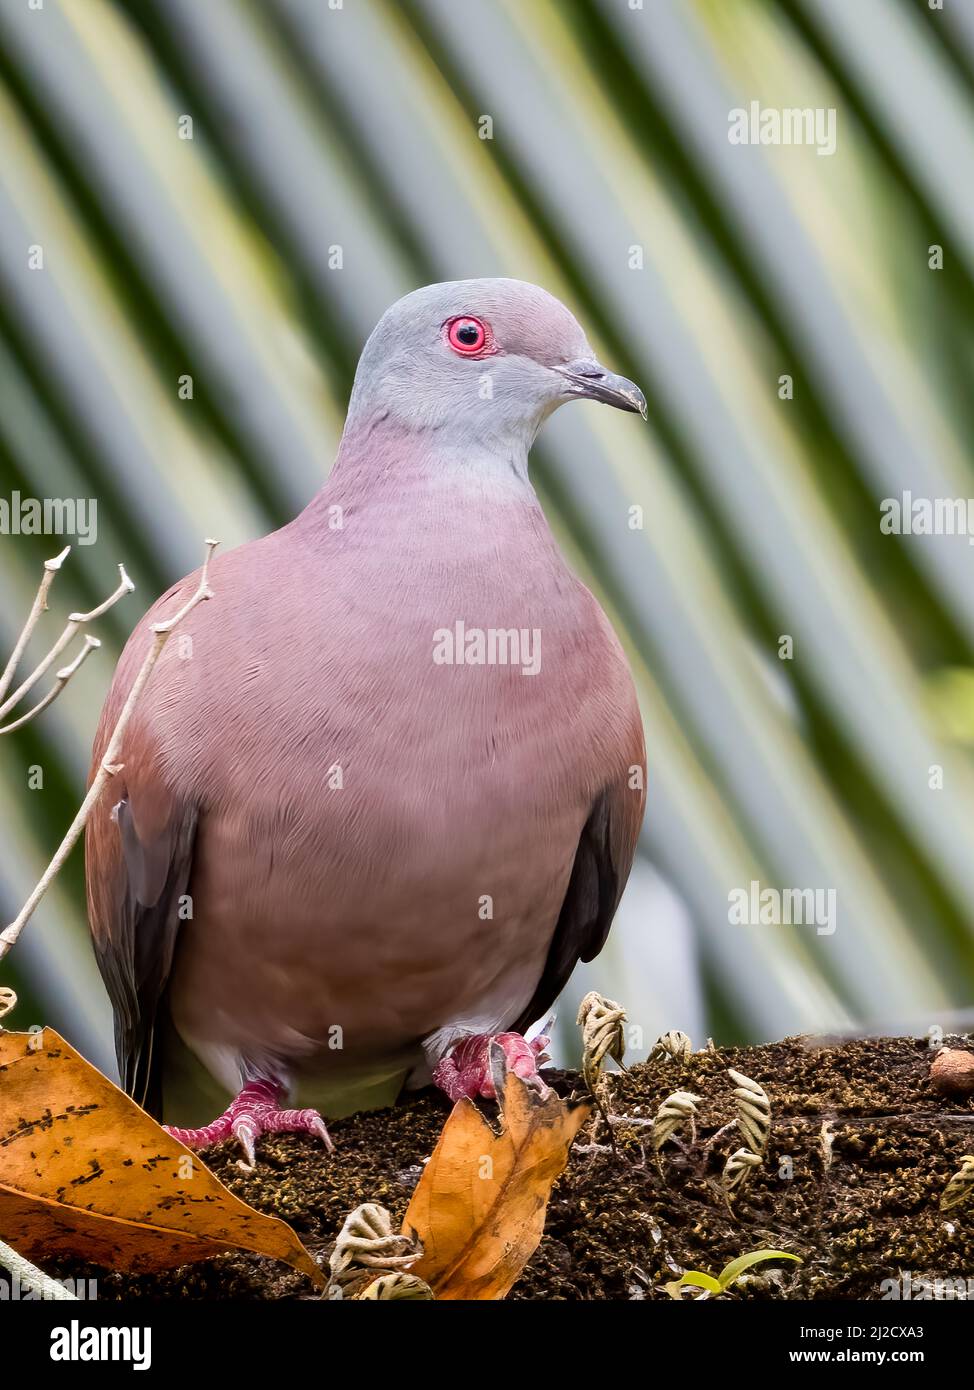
(86, 279), (647, 1167)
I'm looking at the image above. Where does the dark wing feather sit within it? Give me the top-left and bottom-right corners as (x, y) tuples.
(87, 794), (197, 1117)
(511, 780), (642, 1036)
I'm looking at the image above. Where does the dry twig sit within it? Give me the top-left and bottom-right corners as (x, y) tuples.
(0, 540), (218, 963)
(0, 1237), (77, 1301)
(0, 555), (133, 725)
(0, 545), (70, 705)
(0, 636), (102, 736)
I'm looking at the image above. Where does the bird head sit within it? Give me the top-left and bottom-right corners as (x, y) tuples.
(343, 278), (647, 456)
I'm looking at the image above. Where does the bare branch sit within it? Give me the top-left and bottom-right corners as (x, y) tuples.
(0, 545), (70, 706)
(0, 1238), (77, 1301)
(0, 563), (134, 722)
(150, 540), (218, 634)
(0, 539), (218, 963)
(0, 636), (101, 736)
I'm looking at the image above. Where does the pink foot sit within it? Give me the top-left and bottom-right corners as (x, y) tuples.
(432, 1031), (551, 1103)
(165, 1078), (333, 1171)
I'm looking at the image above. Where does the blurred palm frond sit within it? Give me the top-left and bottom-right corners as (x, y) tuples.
(0, 0), (971, 1073)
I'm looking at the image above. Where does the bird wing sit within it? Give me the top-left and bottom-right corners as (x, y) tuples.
(86, 778), (198, 1117)
(511, 773), (644, 1036)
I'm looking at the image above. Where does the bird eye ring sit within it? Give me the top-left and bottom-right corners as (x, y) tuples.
(445, 316), (493, 356)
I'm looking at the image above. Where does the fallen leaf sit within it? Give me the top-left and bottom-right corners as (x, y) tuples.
(0, 1027), (324, 1287)
(404, 1056), (591, 1300)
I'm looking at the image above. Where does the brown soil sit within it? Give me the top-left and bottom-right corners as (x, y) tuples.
(54, 1034), (974, 1300)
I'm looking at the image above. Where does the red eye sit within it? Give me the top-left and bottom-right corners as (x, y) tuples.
(445, 316), (492, 356)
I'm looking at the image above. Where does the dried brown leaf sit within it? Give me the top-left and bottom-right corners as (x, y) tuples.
(404, 1066), (590, 1300)
(0, 1028), (324, 1287)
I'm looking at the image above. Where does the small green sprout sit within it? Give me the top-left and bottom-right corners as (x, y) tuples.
(663, 1249), (802, 1300)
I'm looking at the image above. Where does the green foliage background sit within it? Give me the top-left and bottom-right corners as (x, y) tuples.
(1, 0), (973, 1074)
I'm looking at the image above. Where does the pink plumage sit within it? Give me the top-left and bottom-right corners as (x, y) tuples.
(86, 279), (647, 1161)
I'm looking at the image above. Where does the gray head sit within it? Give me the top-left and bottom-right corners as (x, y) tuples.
(343, 278), (646, 456)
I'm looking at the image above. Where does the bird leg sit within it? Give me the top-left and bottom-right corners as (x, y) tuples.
(432, 1031), (552, 1103)
(164, 1077), (333, 1172)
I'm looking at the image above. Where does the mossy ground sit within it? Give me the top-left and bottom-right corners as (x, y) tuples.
(62, 1034), (974, 1300)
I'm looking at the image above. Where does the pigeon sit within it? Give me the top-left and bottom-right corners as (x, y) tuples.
(86, 278), (647, 1168)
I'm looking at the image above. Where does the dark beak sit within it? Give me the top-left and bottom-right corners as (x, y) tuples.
(556, 359), (648, 419)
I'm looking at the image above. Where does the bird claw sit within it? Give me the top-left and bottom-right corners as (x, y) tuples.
(230, 1111), (262, 1173)
(165, 1078), (334, 1171)
(433, 1030), (552, 1104)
